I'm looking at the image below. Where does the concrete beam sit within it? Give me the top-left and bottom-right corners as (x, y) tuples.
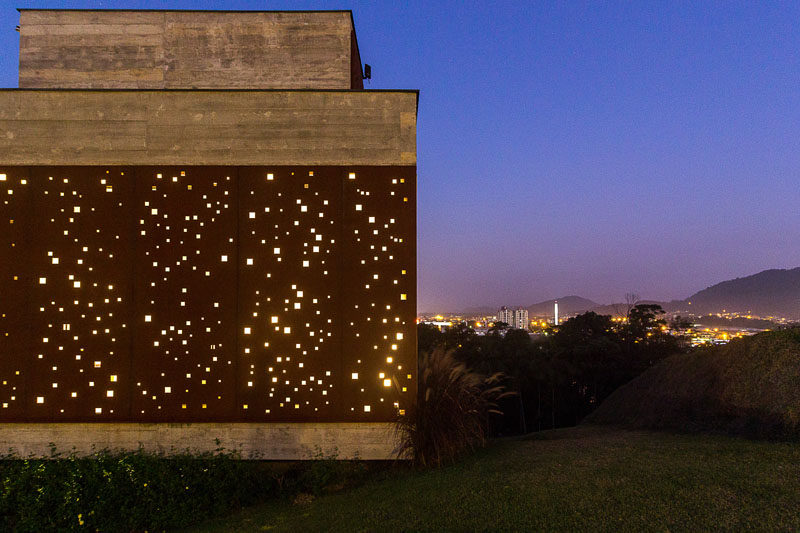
(0, 90), (417, 166)
(0, 423), (399, 460)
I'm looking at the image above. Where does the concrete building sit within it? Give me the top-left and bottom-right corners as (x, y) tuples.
(497, 307), (529, 330)
(0, 10), (417, 459)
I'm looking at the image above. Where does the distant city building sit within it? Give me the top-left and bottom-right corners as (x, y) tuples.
(497, 307), (529, 330)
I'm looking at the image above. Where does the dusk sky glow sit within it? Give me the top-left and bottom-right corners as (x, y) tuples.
(2, 0), (799, 312)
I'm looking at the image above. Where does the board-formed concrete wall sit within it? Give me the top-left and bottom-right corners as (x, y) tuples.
(0, 90), (417, 166)
(4, 10), (416, 460)
(0, 423), (397, 460)
(19, 10), (364, 90)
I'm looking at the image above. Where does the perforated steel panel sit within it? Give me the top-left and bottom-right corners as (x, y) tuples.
(0, 167), (31, 418)
(0, 165), (416, 422)
(131, 168), (238, 420)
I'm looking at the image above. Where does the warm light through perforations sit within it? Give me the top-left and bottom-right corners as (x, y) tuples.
(0, 166), (413, 421)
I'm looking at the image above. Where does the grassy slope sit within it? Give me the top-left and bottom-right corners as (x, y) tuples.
(587, 329), (800, 437)
(191, 426), (800, 532)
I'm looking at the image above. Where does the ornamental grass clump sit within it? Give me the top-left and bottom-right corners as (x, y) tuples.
(395, 348), (509, 467)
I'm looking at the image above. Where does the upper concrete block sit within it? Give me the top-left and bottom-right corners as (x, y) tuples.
(18, 10), (364, 90)
(0, 89), (417, 166)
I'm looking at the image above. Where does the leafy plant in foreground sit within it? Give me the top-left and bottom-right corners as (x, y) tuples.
(394, 348), (510, 467)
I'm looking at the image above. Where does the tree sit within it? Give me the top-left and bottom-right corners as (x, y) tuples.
(418, 323), (443, 355)
(626, 304), (667, 339)
(443, 322), (476, 350)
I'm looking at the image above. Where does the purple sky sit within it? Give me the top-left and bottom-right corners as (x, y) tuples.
(2, 0), (799, 312)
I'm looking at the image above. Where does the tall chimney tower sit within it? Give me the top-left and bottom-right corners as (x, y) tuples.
(554, 300), (559, 326)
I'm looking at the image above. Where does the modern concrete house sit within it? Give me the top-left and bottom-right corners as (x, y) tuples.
(0, 10), (417, 459)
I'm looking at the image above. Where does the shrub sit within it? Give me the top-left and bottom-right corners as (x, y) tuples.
(0, 445), (274, 532)
(394, 348), (509, 467)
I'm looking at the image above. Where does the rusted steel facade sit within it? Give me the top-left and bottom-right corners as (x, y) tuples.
(0, 165), (416, 421)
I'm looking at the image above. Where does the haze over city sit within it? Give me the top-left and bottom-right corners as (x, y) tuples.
(1, 0), (798, 312)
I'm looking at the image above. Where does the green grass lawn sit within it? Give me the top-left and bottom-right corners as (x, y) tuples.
(190, 425), (800, 532)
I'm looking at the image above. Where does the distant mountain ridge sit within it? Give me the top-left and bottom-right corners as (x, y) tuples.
(684, 268), (800, 319)
(452, 267), (800, 320)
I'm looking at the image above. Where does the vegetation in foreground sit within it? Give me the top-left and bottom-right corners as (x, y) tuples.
(394, 348), (509, 467)
(420, 303), (683, 434)
(0, 445), (369, 532)
(192, 425), (800, 532)
(587, 328), (800, 438)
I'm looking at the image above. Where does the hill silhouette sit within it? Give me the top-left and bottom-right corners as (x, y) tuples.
(586, 329), (800, 439)
(684, 268), (800, 319)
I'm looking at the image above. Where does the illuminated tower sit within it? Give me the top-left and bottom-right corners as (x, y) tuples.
(554, 300), (559, 326)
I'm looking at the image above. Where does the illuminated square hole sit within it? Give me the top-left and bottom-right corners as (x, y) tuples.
(221, 255), (228, 262)
(164, 387), (171, 393)
(39, 277), (47, 285)
(249, 212), (256, 219)
(244, 327), (252, 335)
(271, 316), (279, 324)
(383, 379), (392, 387)
(351, 373), (358, 380)
(145, 315), (152, 322)
(73, 281), (81, 289)
(273, 247), (280, 254)
(36, 397), (44, 404)
(106, 390), (114, 397)
(246, 258), (254, 266)
(364, 405), (371, 412)
(355, 204), (362, 211)
(401, 294), (408, 301)
(349, 173), (356, 179)
(397, 333), (404, 340)
(95, 407), (102, 414)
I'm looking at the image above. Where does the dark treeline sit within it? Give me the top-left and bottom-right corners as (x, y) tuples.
(418, 305), (684, 435)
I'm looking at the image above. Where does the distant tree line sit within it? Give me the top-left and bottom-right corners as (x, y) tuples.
(418, 305), (684, 435)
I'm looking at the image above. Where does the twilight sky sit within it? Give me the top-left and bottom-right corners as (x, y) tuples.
(2, 0), (799, 312)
